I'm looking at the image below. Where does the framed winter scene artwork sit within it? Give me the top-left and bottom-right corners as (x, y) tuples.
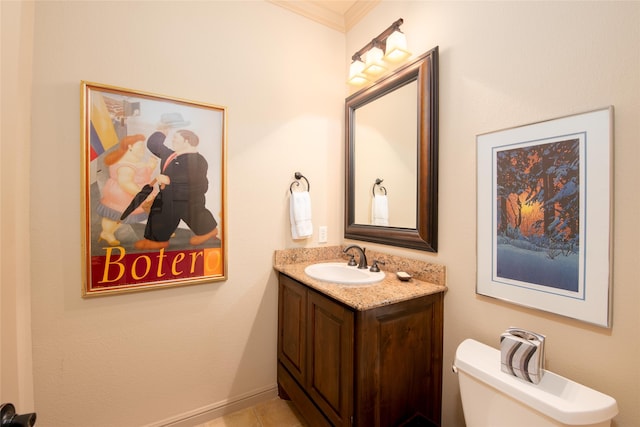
(476, 107), (613, 327)
(81, 81), (227, 297)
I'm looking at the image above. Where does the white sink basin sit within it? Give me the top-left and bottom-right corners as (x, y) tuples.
(304, 262), (385, 285)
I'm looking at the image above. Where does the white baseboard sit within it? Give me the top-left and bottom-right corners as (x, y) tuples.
(143, 384), (279, 427)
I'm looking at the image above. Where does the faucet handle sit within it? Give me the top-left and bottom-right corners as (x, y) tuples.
(347, 254), (357, 266)
(369, 260), (385, 272)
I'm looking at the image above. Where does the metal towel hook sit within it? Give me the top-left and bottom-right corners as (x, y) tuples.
(372, 178), (387, 196)
(290, 172), (310, 193)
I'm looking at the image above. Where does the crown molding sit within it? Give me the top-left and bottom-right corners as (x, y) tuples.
(267, 0), (379, 33)
(343, 1), (379, 31)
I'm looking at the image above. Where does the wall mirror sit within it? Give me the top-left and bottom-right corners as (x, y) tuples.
(345, 47), (438, 251)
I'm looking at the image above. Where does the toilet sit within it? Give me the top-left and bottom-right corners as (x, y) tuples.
(453, 339), (618, 427)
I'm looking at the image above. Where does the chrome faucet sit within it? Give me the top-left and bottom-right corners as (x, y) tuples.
(343, 245), (368, 269)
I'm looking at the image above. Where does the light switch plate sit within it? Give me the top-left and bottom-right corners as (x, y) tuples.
(318, 226), (328, 243)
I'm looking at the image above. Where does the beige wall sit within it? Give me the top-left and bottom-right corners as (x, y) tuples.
(2, 1), (638, 426)
(26, 1), (343, 426)
(1, 0), (35, 413)
(347, 2), (640, 427)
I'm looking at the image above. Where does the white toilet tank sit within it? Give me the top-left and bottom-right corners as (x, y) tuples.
(454, 339), (618, 427)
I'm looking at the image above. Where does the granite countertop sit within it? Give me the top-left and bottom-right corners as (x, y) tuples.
(274, 246), (447, 311)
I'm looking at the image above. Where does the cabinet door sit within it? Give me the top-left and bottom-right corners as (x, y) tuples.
(278, 275), (307, 386)
(307, 290), (354, 427)
(355, 293), (443, 427)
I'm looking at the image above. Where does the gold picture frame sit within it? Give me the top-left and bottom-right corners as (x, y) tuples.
(81, 81), (227, 297)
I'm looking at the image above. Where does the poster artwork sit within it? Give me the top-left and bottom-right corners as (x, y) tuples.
(82, 82), (226, 296)
(494, 138), (582, 296)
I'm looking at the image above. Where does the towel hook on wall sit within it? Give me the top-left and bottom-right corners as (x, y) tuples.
(290, 172), (310, 193)
(372, 178), (387, 196)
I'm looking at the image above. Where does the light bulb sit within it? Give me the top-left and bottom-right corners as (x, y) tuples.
(363, 45), (387, 76)
(384, 29), (411, 62)
(348, 58), (368, 85)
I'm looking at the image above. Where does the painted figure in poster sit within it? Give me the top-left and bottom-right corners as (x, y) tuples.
(96, 134), (158, 246)
(134, 118), (219, 250)
(495, 138), (580, 292)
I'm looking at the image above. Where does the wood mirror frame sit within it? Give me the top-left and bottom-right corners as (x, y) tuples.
(345, 47), (438, 251)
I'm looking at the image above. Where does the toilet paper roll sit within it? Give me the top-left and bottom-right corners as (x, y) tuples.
(500, 328), (545, 384)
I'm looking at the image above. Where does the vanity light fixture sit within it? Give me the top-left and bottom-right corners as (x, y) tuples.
(347, 18), (412, 85)
(348, 54), (368, 85)
(362, 41), (387, 76)
(384, 26), (411, 62)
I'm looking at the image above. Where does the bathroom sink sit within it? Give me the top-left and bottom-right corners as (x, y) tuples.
(304, 262), (385, 285)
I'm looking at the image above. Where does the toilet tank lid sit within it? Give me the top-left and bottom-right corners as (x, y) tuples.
(454, 339), (618, 425)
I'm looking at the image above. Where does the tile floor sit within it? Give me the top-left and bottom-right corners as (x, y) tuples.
(195, 397), (307, 427)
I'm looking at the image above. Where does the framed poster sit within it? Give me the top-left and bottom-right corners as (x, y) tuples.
(476, 107), (613, 327)
(81, 81), (226, 297)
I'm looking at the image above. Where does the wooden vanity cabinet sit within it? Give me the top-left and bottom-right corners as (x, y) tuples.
(277, 273), (443, 427)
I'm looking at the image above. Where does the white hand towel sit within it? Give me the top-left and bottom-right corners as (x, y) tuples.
(371, 195), (389, 226)
(290, 191), (313, 239)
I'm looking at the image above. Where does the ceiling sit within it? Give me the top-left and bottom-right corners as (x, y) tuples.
(267, 0), (380, 32)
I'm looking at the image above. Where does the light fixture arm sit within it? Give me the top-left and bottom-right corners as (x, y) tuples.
(351, 18), (404, 62)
